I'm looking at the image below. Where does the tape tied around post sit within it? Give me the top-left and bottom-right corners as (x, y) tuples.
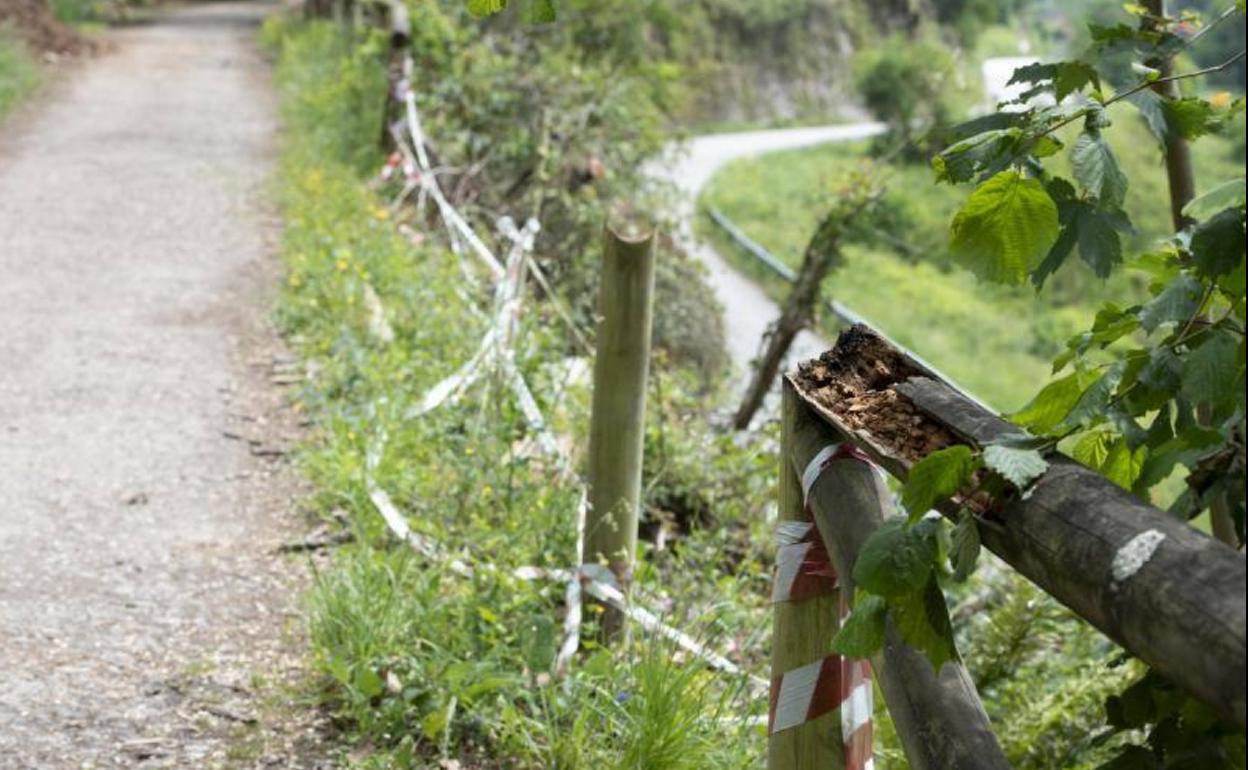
(771, 524), (837, 603)
(769, 443), (877, 769)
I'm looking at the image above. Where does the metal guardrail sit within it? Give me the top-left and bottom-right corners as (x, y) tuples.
(705, 206), (994, 412)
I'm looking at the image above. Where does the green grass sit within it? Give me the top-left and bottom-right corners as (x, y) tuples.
(0, 27), (38, 121)
(266, 12), (1151, 769)
(267, 18), (777, 769)
(699, 105), (1245, 412)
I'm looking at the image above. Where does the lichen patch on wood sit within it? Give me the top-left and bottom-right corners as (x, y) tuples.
(793, 325), (958, 463)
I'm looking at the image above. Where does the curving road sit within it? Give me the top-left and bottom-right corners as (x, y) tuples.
(652, 123), (886, 382)
(657, 53), (1028, 383)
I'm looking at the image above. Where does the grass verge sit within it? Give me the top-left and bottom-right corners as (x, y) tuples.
(0, 26), (38, 121)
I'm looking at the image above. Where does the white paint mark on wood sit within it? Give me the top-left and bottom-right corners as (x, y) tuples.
(1112, 529), (1166, 584)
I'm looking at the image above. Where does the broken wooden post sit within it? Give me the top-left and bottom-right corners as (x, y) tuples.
(769, 384), (846, 770)
(791, 324), (1248, 727)
(734, 184), (878, 431)
(584, 217), (657, 641)
(786, 378), (1014, 770)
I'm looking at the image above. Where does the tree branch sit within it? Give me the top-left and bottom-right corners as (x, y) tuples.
(1105, 49), (1248, 109)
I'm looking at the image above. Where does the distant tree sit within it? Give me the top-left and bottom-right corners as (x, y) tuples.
(853, 34), (961, 158)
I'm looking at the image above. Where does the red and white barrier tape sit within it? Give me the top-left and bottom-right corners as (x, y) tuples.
(365, 433), (755, 685)
(772, 521), (837, 604)
(768, 444), (877, 770)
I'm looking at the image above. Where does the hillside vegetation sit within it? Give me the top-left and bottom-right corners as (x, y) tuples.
(259, 3), (1161, 767)
(700, 108), (1244, 411)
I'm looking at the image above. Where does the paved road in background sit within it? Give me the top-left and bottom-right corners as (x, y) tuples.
(657, 55), (1027, 382)
(652, 123), (886, 382)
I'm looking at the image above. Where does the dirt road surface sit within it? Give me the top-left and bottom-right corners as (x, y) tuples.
(0, 3), (326, 767)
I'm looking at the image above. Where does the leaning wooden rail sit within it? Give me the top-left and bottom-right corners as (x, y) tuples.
(783, 381), (1013, 770)
(788, 324), (1247, 728)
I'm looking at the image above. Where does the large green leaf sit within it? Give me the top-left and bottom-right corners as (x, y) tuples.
(1101, 438), (1146, 490)
(950, 170), (1060, 284)
(983, 443), (1049, 488)
(1164, 98), (1225, 141)
(1063, 362), (1125, 429)
(933, 129), (1022, 184)
(1139, 275), (1203, 333)
(950, 510), (981, 583)
(1053, 61), (1101, 101)
(1181, 332), (1242, 417)
(1077, 204), (1131, 278)
(1183, 178), (1246, 221)
(853, 518), (940, 601)
(1072, 130), (1128, 208)
(890, 576), (957, 670)
(1072, 428), (1115, 469)
(1032, 177), (1080, 288)
(1191, 208), (1246, 279)
(831, 593), (888, 658)
(1011, 370), (1097, 433)
(1135, 427), (1224, 491)
(1127, 90), (1168, 143)
(901, 445), (978, 519)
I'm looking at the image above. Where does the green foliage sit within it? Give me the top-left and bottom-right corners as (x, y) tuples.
(1099, 670), (1248, 769)
(853, 33), (966, 151)
(949, 510), (981, 582)
(982, 442), (1049, 488)
(932, 3), (1247, 764)
(1184, 177), (1246, 221)
(831, 592), (888, 657)
(958, 572), (1138, 769)
(900, 444), (980, 519)
(841, 517), (960, 670)
(950, 169), (1061, 284)
(0, 26), (37, 121)
(1071, 121), (1129, 209)
(853, 518), (941, 600)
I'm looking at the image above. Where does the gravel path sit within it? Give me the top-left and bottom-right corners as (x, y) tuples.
(654, 122), (885, 378)
(0, 4), (326, 767)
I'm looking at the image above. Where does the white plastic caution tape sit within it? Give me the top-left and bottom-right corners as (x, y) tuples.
(766, 444), (877, 769)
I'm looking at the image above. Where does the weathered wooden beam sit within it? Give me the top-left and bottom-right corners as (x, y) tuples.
(786, 379), (1014, 770)
(769, 385), (846, 770)
(788, 325), (1248, 727)
(584, 219), (657, 641)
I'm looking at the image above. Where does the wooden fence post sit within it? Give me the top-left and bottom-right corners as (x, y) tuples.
(584, 218), (657, 641)
(789, 325), (1247, 726)
(786, 378), (1014, 770)
(769, 385), (846, 769)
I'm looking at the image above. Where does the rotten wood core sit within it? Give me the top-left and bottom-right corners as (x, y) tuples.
(793, 324), (960, 464)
